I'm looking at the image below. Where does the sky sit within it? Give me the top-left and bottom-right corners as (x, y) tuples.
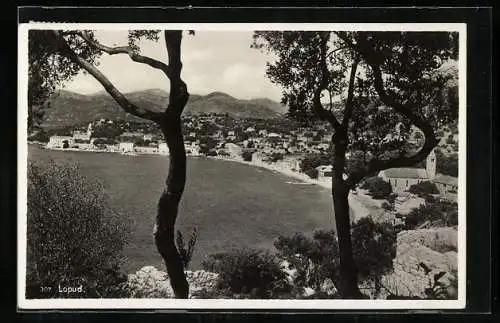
(63, 31), (284, 101)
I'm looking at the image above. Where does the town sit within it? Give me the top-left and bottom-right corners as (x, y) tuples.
(31, 112), (459, 204)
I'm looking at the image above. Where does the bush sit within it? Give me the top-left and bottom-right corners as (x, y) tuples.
(202, 248), (291, 298)
(176, 227), (198, 270)
(27, 161), (130, 298)
(381, 201), (393, 211)
(241, 151), (253, 162)
(274, 230), (340, 292)
(360, 176), (392, 199)
(403, 200), (458, 230)
(304, 168), (319, 179)
(269, 152), (284, 163)
(408, 181), (439, 197)
(352, 218), (397, 298)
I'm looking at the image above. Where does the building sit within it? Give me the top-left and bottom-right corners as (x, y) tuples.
(158, 143), (169, 155)
(119, 142), (135, 153)
(316, 165), (333, 178)
(72, 123), (93, 143)
(143, 134), (153, 141)
(47, 136), (74, 148)
(135, 145), (158, 154)
(378, 149), (458, 195)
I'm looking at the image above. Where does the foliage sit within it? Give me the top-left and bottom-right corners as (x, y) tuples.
(92, 123), (123, 139)
(351, 218), (397, 297)
(304, 168), (319, 179)
(274, 230), (340, 291)
(176, 227), (198, 270)
(269, 152), (284, 163)
(408, 181), (439, 197)
(300, 153), (331, 171)
(242, 150), (253, 162)
(28, 30), (102, 131)
(202, 249), (292, 299)
(435, 149), (458, 177)
(360, 176), (393, 199)
(28, 131), (50, 143)
(26, 161), (130, 298)
(403, 199), (458, 230)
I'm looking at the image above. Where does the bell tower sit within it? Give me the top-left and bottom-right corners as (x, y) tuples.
(426, 149), (437, 180)
(87, 122), (93, 137)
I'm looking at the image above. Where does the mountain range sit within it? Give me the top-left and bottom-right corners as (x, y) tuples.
(41, 89), (287, 128)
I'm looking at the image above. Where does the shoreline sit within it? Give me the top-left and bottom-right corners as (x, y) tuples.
(31, 142), (373, 221)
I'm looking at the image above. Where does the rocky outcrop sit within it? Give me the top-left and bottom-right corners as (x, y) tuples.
(123, 266), (219, 298)
(381, 227), (458, 299)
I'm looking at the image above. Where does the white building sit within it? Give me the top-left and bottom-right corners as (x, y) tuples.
(316, 165), (333, 178)
(119, 142), (135, 153)
(47, 136), (74, 148)
(378, 149), (458, 196)
(135, 145), (158, 154)
(72, 123), (93, 142)
(158, 143), (169, 155)
(143, 134), (153, 141)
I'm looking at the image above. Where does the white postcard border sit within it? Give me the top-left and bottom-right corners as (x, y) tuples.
(18, 22), (467, 310)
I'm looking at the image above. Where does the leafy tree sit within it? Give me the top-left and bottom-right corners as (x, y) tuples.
(304, 168), (319, 179)
(360, 176), (393, 199)
(274, 230), (340, 292)
(351, 218), (397, 298)
(27, 161), (130, 298)
(408, 180), (439, 197)
(242, 150), (253, 162)
(29, 29), (195, 298)
(403, 199), (458, 230)
(202, 249), (291, 298)
(254, 31), (458, 298)
(269, 152), (284, 162)
(28, 30), (102, 132)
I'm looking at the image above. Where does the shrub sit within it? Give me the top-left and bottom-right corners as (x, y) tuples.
(269, 152), (284, 163)
(176, 227), (198, 270)
(304, 168), (319, 179)
(274, 230), (340, 292)
(360, 176), (392, 199)
(202, 248), (291, 298)
(403, 200), (458, 230)
(299, 153), (331, 173)
(408, 181), (439, 197)
(242, 151), (253, 162)
(381, 201), (393, 211)
(27, 161), (130, 298)
(351, 218), (397, 298)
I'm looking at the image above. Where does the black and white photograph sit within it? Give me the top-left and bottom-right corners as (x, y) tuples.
(18, 22), (466, 309)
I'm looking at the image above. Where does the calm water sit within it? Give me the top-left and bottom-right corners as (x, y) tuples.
(28, 145), (335, 272)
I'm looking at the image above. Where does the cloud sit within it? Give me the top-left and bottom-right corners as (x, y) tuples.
(61, 30), (283, 101)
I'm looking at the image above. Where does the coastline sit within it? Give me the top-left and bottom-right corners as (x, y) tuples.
(31, 142), (373, 221)
(207, 156), (372, 222)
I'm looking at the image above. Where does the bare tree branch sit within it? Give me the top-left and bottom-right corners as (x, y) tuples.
(76, 31), (171, 77)
(47, 30), (163, 122)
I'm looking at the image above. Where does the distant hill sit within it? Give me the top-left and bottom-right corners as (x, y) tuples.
(41, 89), (287, 129)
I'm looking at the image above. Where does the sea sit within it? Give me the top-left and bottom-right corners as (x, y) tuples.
(27, 145), (335, 273)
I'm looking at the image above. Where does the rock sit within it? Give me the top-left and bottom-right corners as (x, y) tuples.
(398, 227), (457, 253)
(320, 278), (337, 296)
(382, 228), (458, 299)
(124, 266), (219, 298)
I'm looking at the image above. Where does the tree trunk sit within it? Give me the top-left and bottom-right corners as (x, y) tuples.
(332, 132), (363, 299)
(154, 114), (189, 299)
(152, 30), (191, 299)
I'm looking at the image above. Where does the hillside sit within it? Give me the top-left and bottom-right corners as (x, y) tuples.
(41, 89), (287, 129)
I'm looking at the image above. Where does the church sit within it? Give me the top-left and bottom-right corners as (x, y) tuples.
(378, 149), (458, 198)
